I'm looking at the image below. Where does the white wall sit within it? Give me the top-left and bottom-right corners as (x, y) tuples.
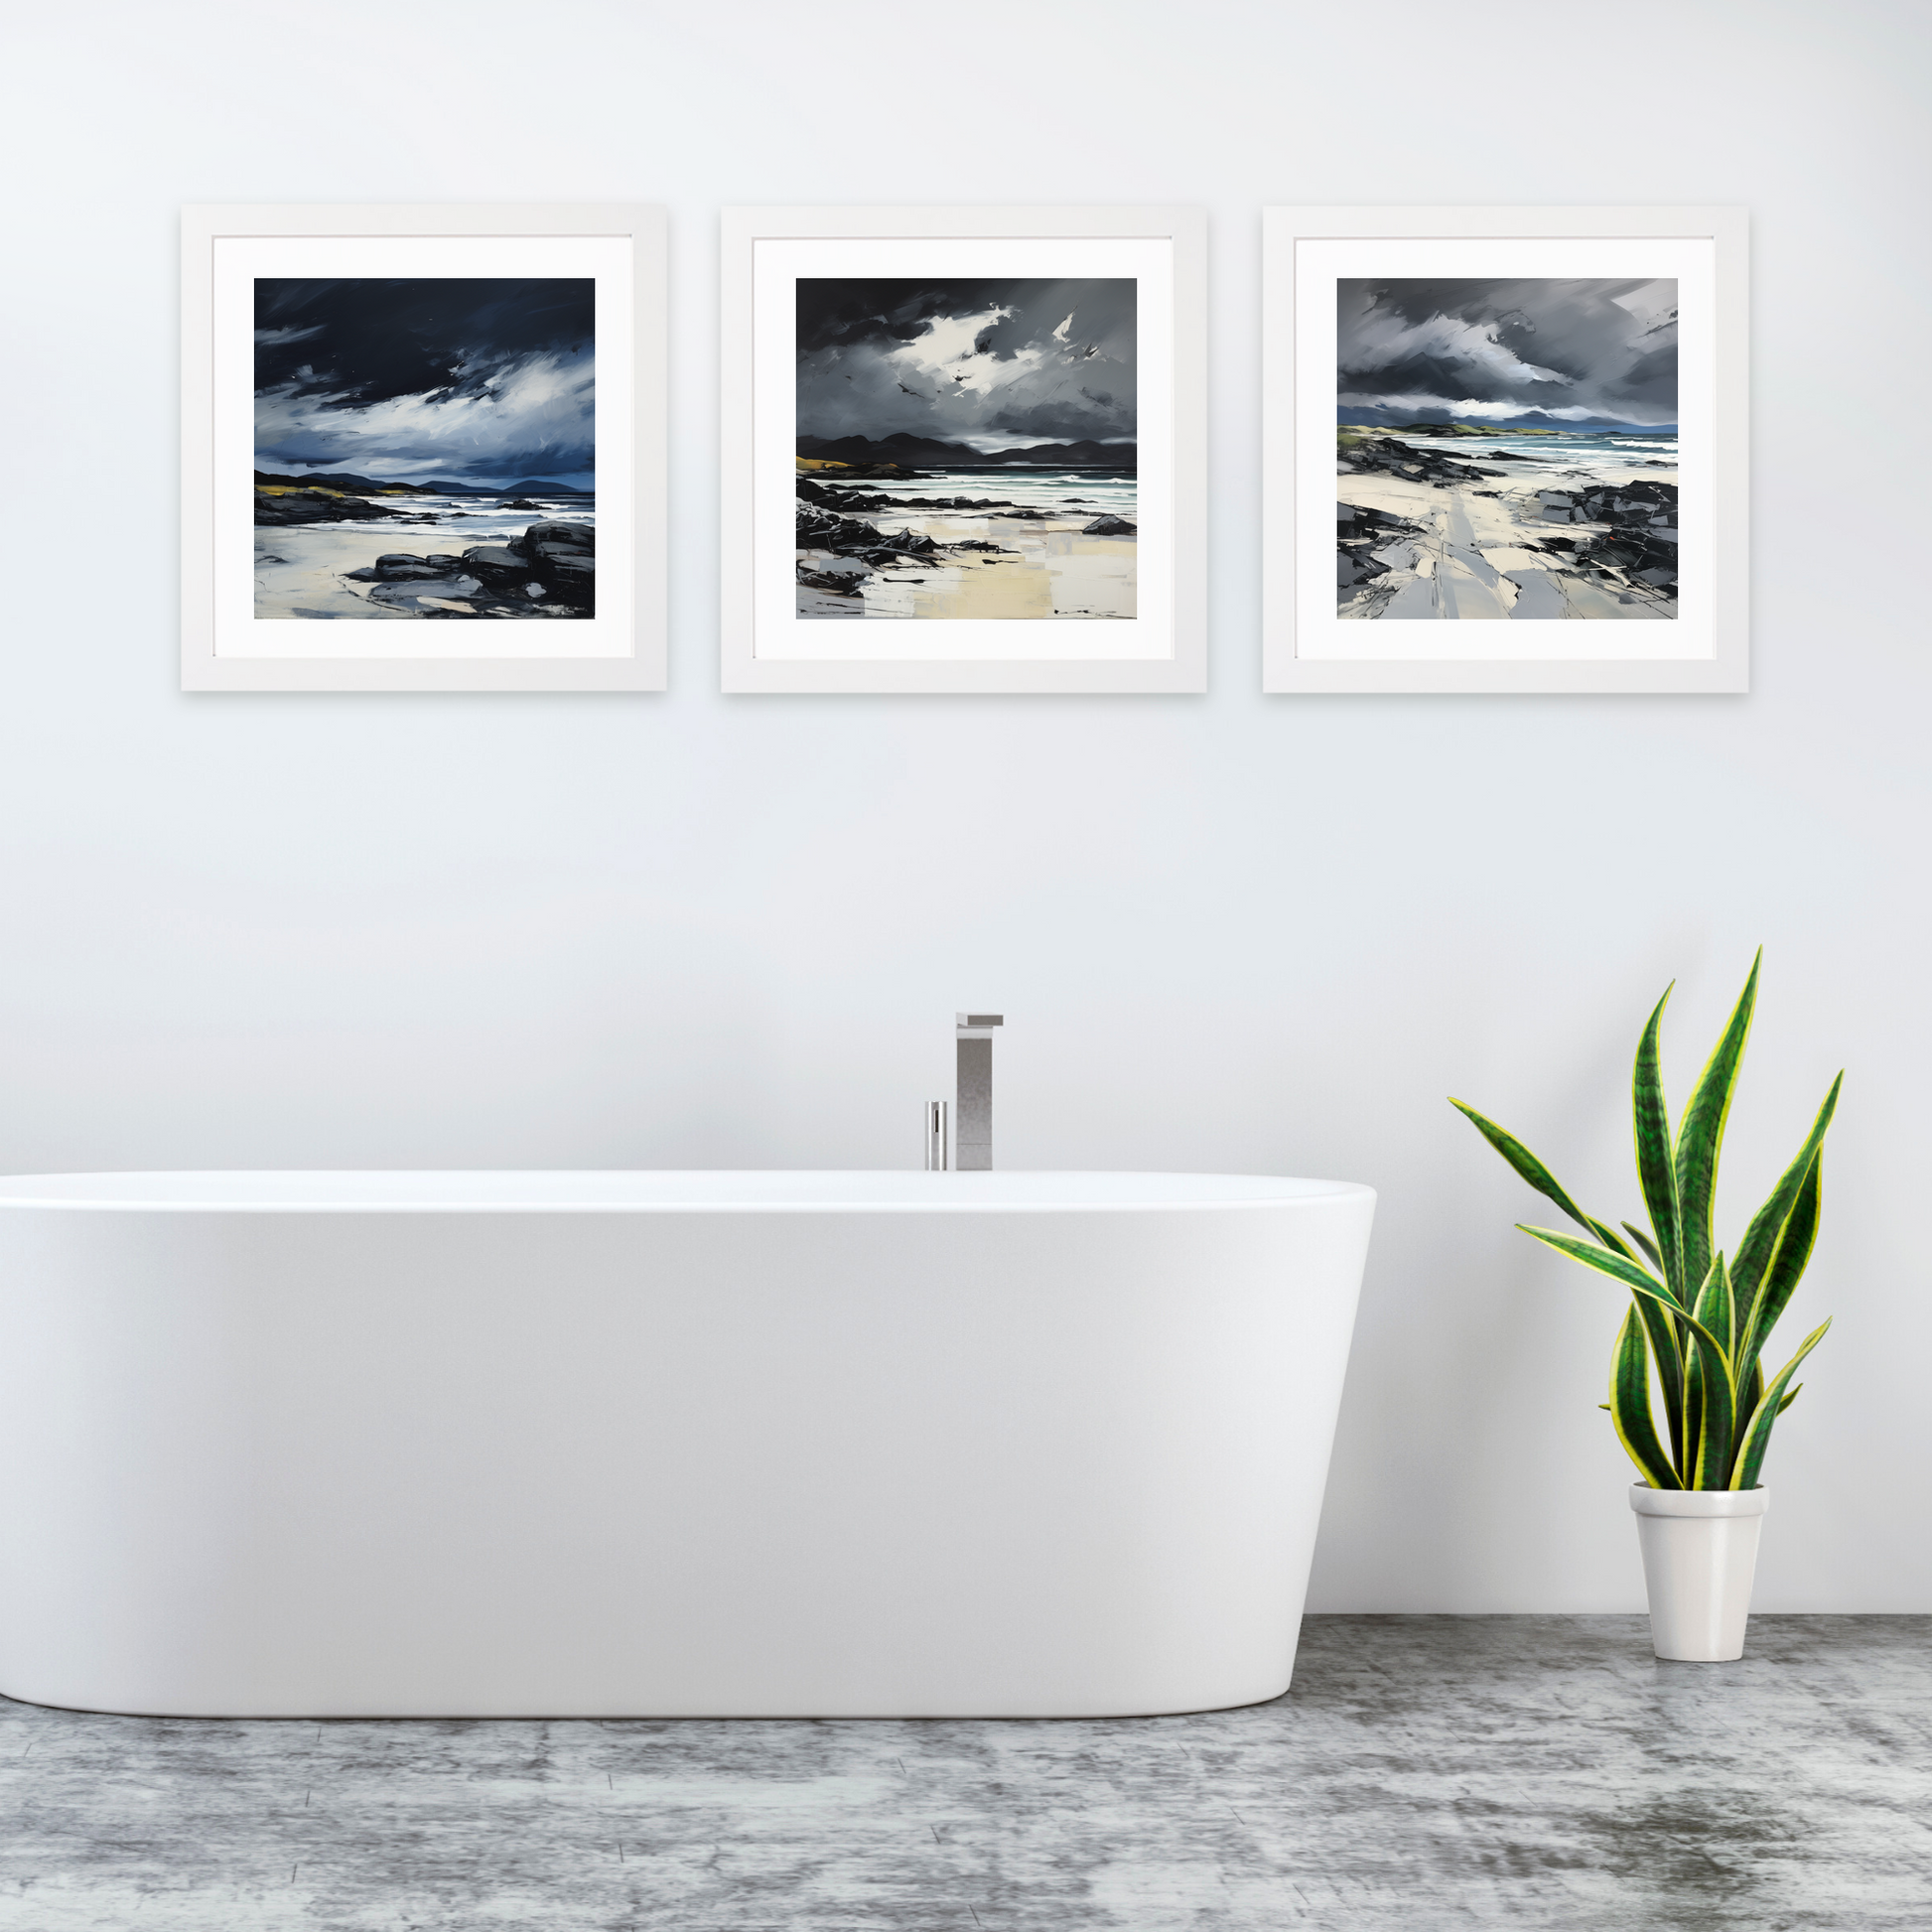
(3, 0), (1926, 1611)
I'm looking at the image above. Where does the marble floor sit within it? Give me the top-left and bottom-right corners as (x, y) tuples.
(0, 1616), (1925, 1930)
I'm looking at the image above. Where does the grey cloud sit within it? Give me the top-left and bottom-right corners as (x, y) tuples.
(797, 278), (1137, 449)
(1338, 278), (1679, 427)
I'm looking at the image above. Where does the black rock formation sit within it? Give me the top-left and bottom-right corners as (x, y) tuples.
(1338, 436), (1505, 484)
(797, 476), (1030, 522)
(795, 505), (944, 560)
(341, 521), (594, 617)
(254, 488), (411, 528)
(797, 558), (874, 595)
(1535, 480), (1672, 524)
(1337, 504), (1424, 587)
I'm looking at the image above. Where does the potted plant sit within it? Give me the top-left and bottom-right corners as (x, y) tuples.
(1452, 951), (1840, 1661)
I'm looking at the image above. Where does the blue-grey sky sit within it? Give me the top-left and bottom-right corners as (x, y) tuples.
(1338, 278), (1678, 429)
(254, 278), (595, 484)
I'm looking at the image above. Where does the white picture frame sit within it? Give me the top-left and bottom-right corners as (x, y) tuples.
(720, 206), (1206, 695)
(1262, 206), (1748, 695)
(182, 204), (667, 693)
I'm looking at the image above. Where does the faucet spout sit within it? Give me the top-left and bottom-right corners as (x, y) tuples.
(954, 1014), (1003, 1172)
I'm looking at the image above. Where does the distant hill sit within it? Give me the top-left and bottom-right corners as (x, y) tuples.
(977, 439), (1135, 468)
(796, 433), (1135, 470)
(498, 479), (594, 496)
(253, 470), (432, 494)
(253, 471), (596, 497)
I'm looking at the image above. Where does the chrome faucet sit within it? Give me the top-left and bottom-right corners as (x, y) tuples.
(954, 1013), (1003, 1171)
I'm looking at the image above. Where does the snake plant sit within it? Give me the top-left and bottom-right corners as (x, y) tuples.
(1451, 952), (1839, 1490)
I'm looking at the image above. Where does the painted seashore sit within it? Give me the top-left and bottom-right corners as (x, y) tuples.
(794, 278), (1139, 621)
(1335, 275), (1680, 621)
(1336, 423), (1679, 621)
(252, 275), (597, 621)
(794, 435), (1137, 621)
(253, 476), (595, 620)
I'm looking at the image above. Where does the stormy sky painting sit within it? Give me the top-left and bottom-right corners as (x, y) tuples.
(791, 277), (1142, 622)
(1337, 277), (1678, 431)
(1334, 277), (1681, 621)
(250, 278), (599, 622)
(797, 279), (1136, 454)
(254, 278), (595, 487)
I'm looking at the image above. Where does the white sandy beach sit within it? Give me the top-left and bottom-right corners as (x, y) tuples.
(795, 464), (1138, 621)
(799, 506), (1135, 621)
(1338, 438), (1678, 621)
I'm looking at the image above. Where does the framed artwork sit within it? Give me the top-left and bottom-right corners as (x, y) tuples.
(1262, 206), (1747, 694)
(720, 206), (1206, 694)
(181, 204), (666, 692)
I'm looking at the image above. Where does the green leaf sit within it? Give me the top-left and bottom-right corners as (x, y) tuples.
(1450, 1099), (1602, 1239)
(1688, 1347), (1735, 1486)
(1517, 1222), (1735, 1484)
(1735, 1108), (1835, 1387)
(1627, 1286), (1688, 1478)
(1734, 1078), (1840, 1301)
(1731, 1320), (1832, 1489)
(1736, 1155), (1823, 1409)
(1632, 984), (1683, 1298)
(1686, 1256), (1738, 1485)
(1519, 1225), (1739, 1489)
(1776, 1383), (1803, 1415)
(1622, 1221), (1664, 1272)
(1515, 1224), (1684, 1311)
(1610, 1304), (1681, 1488)
(1674, 950), (1761, 1302)
(1587, 1217), (1642, 1263)
(1692, 1253), (1737, 1360)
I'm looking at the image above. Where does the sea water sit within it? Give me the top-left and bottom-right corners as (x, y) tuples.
(374, 493), (594, 543)
(1421, 432), (1678, 484)
(865, 468), (1138, 519)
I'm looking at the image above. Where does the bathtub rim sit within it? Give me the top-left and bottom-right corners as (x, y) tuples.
(0, 1170), (1376, 1215)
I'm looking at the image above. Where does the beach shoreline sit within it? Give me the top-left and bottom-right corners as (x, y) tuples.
(253, 485), (595, 620)
(1336, 430), (1679, 621)
(796, 466), (1137, 621)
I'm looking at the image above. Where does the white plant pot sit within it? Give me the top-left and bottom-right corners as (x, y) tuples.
(1629, 1483), (1768, 1661)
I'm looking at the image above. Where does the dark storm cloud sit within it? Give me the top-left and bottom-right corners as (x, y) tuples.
(254, 280), (593, 403)
(796, 280), (1045, 357)
(1337, 278), (1679, 427)
(253, 278), (596, 483)
(796, 278), (1136, 449)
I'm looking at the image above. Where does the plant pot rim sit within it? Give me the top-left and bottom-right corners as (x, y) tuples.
(1629, 1482), (1768, 1518)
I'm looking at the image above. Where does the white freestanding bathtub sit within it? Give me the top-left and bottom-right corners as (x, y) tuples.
(0, 1171), (1374, 1720)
